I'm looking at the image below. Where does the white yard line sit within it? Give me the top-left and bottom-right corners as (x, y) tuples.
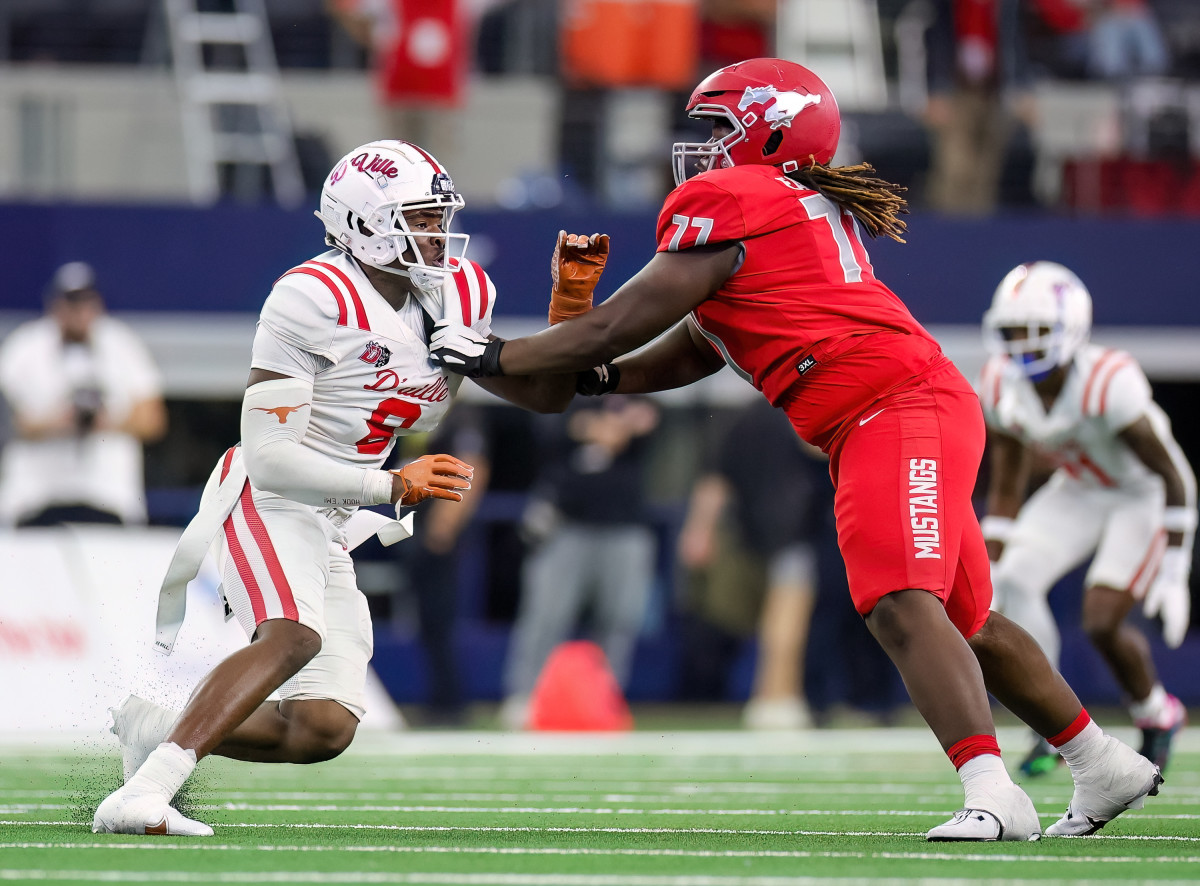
(8, 802), (1200, 820)
(6, 820), (1200, 838)
(4, 868), (1200, 886)
(7, 840), (1200, 857)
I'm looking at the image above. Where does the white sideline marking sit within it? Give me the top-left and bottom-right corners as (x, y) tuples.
(7, 842), (1200, 862)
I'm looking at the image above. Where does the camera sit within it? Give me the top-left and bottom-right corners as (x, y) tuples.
(72, 386), (103, 432)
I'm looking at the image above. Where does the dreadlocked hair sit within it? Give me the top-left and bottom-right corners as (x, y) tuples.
(787, 162), (908, 243)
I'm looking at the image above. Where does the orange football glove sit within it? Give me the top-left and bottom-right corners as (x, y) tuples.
(390, 454), (474, 507)
(549, 230), (609, 325)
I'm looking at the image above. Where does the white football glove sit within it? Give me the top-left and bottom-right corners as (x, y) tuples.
(428, 320), (504, 378)
(1143, 546), (1192, 648)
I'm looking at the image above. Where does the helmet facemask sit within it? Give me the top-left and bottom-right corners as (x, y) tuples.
(671, 104), (744, 186)
(986, 320), (1065, 382)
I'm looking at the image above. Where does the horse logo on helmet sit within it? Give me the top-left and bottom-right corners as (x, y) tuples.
(738, 86), (824, 130)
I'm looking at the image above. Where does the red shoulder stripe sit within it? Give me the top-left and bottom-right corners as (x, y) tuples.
(452, 263), (472, 325)
(467, 260), (489, 321)
(1082, 350), (1121, 416)
(278, 266), (348, 327)
(979, 358), (1003, 409)
(308, 260), (371, 332)
(1096, 358), (1133, 417)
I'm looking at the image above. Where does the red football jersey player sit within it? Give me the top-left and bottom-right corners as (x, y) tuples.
(431, 58), (1163, 841)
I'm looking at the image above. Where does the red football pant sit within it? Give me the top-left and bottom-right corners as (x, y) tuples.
(817, 361), (993, 637)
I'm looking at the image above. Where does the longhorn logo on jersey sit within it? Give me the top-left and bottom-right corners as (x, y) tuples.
(251, 404), (308, 424)
(738, 86), (823, 130)
(359, 340), (392, 367)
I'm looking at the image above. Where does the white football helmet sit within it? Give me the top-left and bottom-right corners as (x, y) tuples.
(316, 140), (467, 294)
(983, 261), (1093, 381)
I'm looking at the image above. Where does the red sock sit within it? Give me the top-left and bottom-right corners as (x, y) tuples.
(946, 734), (1002, 770)
(1047, 709), (1091, 748)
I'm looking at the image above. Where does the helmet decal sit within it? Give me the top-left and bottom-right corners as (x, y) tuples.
(349, 152), (400, 181)
(738, 86), (823, 130)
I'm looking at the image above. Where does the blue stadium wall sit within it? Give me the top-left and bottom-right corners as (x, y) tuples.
(4, 203), (1200, 325)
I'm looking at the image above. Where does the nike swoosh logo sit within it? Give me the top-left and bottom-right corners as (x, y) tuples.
(145, 817), (169, 835)
(859, 409), (886, 426)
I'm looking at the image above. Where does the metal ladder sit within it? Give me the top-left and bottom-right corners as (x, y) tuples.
(777, 0), (888, 111)
(162, 0), (304, 206)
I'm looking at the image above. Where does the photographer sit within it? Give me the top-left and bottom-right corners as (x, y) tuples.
(0, 262), (166, 526)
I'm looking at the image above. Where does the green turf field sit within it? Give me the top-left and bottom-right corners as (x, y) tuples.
(2, 725), (1196, 885)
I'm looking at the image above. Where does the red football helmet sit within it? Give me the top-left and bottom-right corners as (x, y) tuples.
(672, 58), (841, 185)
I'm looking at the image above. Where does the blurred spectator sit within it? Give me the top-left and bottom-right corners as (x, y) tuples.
(500, 395), (660, 728)
(923, 0), (1034, 214)
(1085, 0), (1170, 80)
(697, 0), (774, 72)
(393, 406), (493, 726)
(325, 0), (481, 173)
(0, 262), (166, 526)
(676, 400), (823, 729)
(558, 0), (700, 199)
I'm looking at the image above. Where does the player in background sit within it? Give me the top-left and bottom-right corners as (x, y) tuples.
(430, 58), (1164, 841)
(92, 140), (588, 836)
(979, 261), (1193, 777)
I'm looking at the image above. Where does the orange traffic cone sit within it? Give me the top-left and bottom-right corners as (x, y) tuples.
(526, 640), (634, 731)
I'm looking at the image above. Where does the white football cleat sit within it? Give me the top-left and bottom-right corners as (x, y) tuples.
(92, 786), (213, 837)
(110, 695), (176, 783)
(1046, 734), (1163, 836)
(927, 783), (1042, 842)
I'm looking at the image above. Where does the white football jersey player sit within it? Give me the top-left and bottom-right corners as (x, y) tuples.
(978, 345), (1191, 497)
(978, 262), (1195, 757)
(254, 248), (495, 471)
(979, 261), (1195, 637)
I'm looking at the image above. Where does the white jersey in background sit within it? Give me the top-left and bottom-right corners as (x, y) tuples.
(978, 344), (1192, 496)
(980, 343), (1196, 667)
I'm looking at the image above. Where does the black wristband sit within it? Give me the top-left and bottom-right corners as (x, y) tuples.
(479, 339), (505, 377)
(576, 362), (620, 395)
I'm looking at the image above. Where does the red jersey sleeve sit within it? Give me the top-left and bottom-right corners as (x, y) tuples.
(656, 180), (748, 252)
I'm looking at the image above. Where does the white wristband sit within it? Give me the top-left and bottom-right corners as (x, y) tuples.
(980, 515), (1015, 542)
(1163, 506), (1198, 534)
(363, 470), (397, 507)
